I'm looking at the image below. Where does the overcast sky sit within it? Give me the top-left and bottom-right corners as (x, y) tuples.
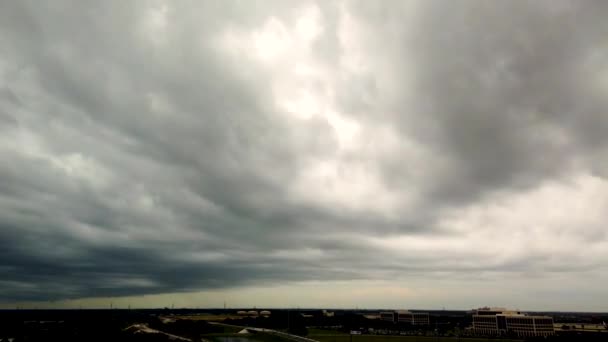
(1, 0), (608, 311)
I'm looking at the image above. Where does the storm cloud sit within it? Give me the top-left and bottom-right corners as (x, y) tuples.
(1, 0), (608, 309)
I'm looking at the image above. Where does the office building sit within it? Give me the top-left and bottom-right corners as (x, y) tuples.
(380, 311), (395, 322)
(397, 311), (430, 325)
(380, 311), (429, 325)
(472, 307), (554, 338)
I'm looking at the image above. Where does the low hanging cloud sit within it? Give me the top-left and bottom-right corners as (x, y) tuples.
(1, 0), (608, 308)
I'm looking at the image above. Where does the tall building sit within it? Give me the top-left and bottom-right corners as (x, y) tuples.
(472, 307), (554, 338)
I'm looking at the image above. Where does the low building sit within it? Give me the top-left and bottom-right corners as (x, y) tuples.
(397, 311), (430, 325)
(472, 307), (554, 338)
(380, 311), (395, 322)
(380, 311), (429, 325)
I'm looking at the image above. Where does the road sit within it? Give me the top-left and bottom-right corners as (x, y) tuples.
(125, 323), (192, 341)
(209, 322), (320, 342)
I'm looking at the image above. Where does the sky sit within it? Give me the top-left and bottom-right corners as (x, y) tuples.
(1, 0), (608, 311)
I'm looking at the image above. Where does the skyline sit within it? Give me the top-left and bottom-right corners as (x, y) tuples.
(2, 0), (608, 311)
(3, 299), (607, 314)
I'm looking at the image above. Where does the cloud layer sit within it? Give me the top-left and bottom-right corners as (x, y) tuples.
(1, 0), (608, 309)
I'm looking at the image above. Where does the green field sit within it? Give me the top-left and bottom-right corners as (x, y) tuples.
(213, 325), (246, 334)
(308, 328), (349, 336)
(204, 333), (290, 342)
(312, 335), (521, 342)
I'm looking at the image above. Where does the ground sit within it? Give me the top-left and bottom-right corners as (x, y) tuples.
(309, 335), (522, 342)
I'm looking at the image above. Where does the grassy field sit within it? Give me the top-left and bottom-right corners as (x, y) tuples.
(312, 335), (521, 342)
(308, 328), (349, 336)
(204, 333), (292, 342)
(200, 325), (245, 334)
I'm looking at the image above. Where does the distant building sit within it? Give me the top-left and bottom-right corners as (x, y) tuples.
(474, 307), (518, 316)
(379, 311), (429, 325)
(472, 307), (554, 338)
(322, 310), (334, 317)
(397, 311), (430, 325)
(380, 311), (395, 322)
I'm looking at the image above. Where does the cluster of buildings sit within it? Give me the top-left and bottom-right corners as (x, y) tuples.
(236, 310), (271, 317)
(379, 311), (430, 325)
(376, 307), (556, 338)
(472, 307), (555, 338)
(230, 306), (558, 338)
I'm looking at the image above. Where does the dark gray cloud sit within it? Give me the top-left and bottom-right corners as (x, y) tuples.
(1, 0), (608, 307)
